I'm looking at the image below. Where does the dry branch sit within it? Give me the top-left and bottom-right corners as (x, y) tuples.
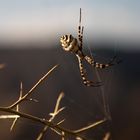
(0, 64), (107, 140)
(36, 92), (65, 140)
(9, 65), (58, 109)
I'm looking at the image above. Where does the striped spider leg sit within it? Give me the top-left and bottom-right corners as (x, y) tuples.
(75, 8), (102, 87)
(60, 8), (120, 87)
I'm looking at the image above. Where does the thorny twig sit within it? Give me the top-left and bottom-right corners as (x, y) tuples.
(0, 106), (106, 140)
(0, 104), (106, 137)
(36, 92), (65, 140)
(0, 65), (107, 140)
(8, 65), (58, 109)
(10, 82), (23, 131)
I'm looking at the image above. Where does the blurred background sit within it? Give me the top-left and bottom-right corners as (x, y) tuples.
(0, 0), (140, 140)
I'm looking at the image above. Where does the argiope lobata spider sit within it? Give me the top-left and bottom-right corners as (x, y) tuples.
(60, 8), (121, 87)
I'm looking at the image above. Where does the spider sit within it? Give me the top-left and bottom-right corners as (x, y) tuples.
(60, 8), (120, 87)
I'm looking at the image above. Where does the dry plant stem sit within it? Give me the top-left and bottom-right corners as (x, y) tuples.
(36, 92), (65, 140)
(10, 103), (19, 131)
(10, 114), (19, 131)
(103, 132), (111, 140)
(73, 119), (106, 134)
(0, 64), (107, 139)
(9, 65), (59, 109)
(0, 107), (105, 140)
(0, 107), (68, 132)
(0, 115), (19, 119)
(10, 82), (23, 131)
(61, 131), (67, 140)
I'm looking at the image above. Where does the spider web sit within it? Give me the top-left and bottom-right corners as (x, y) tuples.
(59, 37), (117, 118)
(57, 8), (120, 139)
(84, 35), (118, 121)
(59, 38), (117, 139)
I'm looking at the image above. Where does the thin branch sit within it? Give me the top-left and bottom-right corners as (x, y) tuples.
(10, 115), (19, 131)
(0, 107), (63, 131)
(76, 137), (83, 140)
(56, 119), (65, 126)
(9, 65), (59, 109)
(73, 119), (106, 134)
(0, 107), (76, 136)
(0, 64), (107, 140)
(103, 132), (111, 140)
(36, 92), (65, 140)
(61, 131), (66, 140)
(0, 106), (100, 140)
(0, 115), (19, 119)
(10, 82), (23, 131)
(53, 92), (64, 115)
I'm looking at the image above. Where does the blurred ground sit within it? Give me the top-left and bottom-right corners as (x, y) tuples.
(0, 44), (140, 140)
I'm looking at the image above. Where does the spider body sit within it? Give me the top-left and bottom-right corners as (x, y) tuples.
(60, 8), (120, 87)
(60, 34), (84, 58)
(60, 35), (79, 53)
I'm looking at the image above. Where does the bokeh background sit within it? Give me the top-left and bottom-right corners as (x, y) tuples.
(0, 0), (140, 140)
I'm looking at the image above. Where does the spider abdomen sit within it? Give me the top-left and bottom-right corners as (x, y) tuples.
(60, 34), (79, 53)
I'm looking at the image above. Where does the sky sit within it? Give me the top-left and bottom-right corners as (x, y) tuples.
(0, 0), (139, 48)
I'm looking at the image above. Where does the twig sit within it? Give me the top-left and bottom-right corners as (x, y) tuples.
(0, 64), (107, 140)
(9, 65), (58, 109)
(36, 92), (65, 140)
(74, 119), (106, 134)
(0, 115), (19, 119)
(61, 131), (66, 140)
(103, 132), (111, 140)
(0, 106), (104, 140)
(10, 82), (23, 131)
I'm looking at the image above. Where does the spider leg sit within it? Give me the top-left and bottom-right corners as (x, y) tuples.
(84, 55), (121, 69)
(77, 55), (102, 87)
(78, 8), (84, 49)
